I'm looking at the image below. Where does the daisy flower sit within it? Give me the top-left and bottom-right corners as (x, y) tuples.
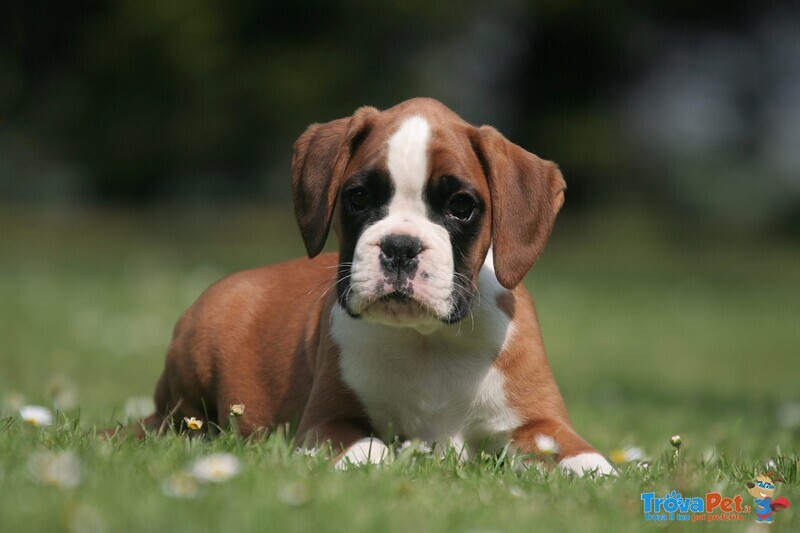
(295, 447), (319, 457)
(609, 446), (645, 464)
(183, 417), (203, 431)
(28, 451), (81, 488)
(188, 453), (241, 483)
(534, 434), (559, 456)
(229, 403), (245, 417)
(20, 405), (54, 427)
(396, 439), (433, 456)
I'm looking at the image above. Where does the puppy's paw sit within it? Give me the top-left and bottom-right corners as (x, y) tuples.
(335, 438), (391, 470)
(559, 452), (615, 477)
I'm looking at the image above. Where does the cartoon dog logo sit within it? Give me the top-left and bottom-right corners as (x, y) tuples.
(746, 472), (791, 524)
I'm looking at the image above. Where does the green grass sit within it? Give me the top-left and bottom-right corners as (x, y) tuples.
(1, 206), (799, 531)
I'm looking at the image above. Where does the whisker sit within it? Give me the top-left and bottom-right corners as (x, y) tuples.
(316, 273), (354, 303)
(327, 283), (355, 328)
(304, 277), (336, 298)
(317, 262), (354, 270)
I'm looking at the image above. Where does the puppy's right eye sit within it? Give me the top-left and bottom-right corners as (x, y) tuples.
(347, 187), (370, 212)
(447, 193), (476, 221)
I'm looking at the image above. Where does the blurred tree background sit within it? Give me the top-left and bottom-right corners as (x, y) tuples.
(1, 0), (799, 234)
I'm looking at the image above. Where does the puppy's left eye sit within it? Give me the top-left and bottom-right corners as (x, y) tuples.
(447, 194), (476, 221)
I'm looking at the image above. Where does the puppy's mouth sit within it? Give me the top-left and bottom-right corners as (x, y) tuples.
(341, 286), (440, 325)
(379, 290), (413, 303)
(363, 290), (437, 320)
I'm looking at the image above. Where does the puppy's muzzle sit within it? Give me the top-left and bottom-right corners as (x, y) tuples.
(379, 234), (422, 281)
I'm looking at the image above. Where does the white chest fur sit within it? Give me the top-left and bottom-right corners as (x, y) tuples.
(331, 258), (521, 454)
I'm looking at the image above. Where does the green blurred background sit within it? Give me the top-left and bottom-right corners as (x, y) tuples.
(2, 1), (799, 457)
(3, 0), (800, 229)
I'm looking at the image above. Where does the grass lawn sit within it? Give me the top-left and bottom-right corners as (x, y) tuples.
(1, 206), (799, 532)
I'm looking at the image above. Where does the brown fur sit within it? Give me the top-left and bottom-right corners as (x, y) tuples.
(495, 289), (595, 458)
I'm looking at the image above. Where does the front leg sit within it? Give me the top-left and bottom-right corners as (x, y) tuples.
(296, 329), (389, 469)
(335, 436), (391, 469)
(513, 418), (614, 476)
(497, 291), (613, 476)
(300, 419), (390, 469)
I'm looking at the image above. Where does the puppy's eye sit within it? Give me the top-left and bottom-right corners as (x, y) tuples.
(447, 193), (476, 221)
(347, 187), (370, 212)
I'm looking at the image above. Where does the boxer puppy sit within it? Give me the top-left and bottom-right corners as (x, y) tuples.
(136, 98), (613, 475)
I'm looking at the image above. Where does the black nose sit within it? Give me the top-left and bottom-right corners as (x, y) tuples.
(379, 234), (423, 274)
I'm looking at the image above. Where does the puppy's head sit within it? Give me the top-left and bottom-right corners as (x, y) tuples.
(292, 98), (565, 333)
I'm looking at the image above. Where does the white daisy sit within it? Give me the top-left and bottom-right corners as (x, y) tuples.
(188, 453), (241, 483)
(28, 451), (81, 488)
(295, 447), (319, 457)
(396, 439), (433, 456)
(20, 405), (54, 427)
(609, 446), (646, 464)
(229, 403), (245, 417)
(183, 417), (203, 431)
(534, 434), (559, 456)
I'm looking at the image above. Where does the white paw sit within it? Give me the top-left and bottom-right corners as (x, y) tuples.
(559, 452), (616, 477)
(335, 438), (391, 470)
(432, 436), (471, 462)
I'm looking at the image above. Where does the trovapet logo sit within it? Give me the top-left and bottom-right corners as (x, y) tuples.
(745, 472), (791, 524)
(641, 490), (749, 522)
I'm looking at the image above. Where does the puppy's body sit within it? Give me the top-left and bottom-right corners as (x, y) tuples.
(139, 98), (613, 475)
(151, 255), (330, 432)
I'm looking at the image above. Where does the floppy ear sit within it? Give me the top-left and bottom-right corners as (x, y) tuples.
(471, 126), (566, 289)
(291, 106), (379, 257)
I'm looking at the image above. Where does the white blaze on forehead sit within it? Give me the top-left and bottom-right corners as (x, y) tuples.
(347, 113), (453, 324)
(386, 116), (431, 214)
